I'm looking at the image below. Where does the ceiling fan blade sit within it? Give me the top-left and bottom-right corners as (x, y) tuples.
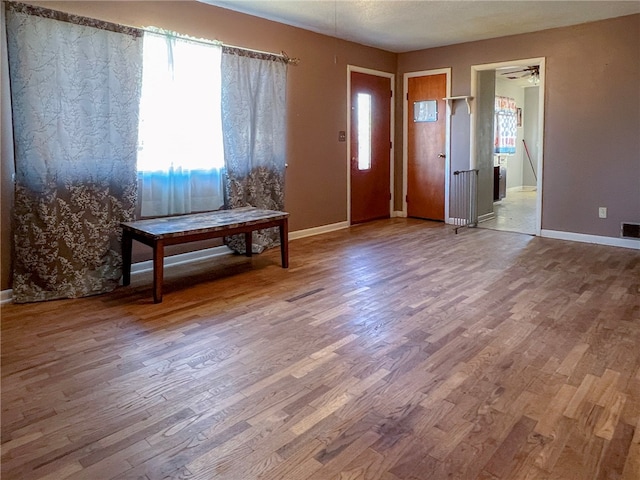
(500, 67), (535, 75)
(500, 66), (539, 82)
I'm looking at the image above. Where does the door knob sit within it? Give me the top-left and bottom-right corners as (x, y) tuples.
(438, 153), (446, 158)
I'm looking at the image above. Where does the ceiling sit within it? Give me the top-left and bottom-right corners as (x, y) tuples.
(199, 1), (640, 53)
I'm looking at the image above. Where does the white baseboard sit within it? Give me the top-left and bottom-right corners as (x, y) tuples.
(1, 289), (13, 305)
(130, 245), (233, 275)
(136, 222), (354, 273)
(507, 186), (537, 192)
(130, 220), (354, 274)
(541, 229), (640, 250)
(478, 212), (496, 223)
(289, 221), (349, 240)
(392, 211), (407, 218)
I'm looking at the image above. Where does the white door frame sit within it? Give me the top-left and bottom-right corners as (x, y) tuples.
(347, 65), (395, 226)
(470, 57), (545, 235)
(402, 68), (452, 220)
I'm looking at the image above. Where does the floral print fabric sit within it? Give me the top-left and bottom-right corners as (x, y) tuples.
(221, 49), (287, 254)
(6, 4), (143, 302)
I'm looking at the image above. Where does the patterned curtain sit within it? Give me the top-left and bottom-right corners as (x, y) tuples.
(494, 96), (517, 155)
(221, 48), (287, 254)
(6, 3), (143, 303)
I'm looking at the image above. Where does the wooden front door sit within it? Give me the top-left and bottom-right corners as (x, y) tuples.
(407, 74), (447, 220)
(350, 71), (391, 224)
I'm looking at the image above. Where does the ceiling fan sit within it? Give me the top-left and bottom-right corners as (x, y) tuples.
(500, 65), (540, 83)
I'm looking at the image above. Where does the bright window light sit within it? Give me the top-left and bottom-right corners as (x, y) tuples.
(357, 93), (372, 171)
(137, 32), (224, 172)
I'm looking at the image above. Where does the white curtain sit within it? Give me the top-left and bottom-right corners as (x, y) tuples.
(6, 3), (143, 303)
(137, 31), (224, 217)
(221, 49), (287, 253)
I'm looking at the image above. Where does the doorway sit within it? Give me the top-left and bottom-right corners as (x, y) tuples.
(348, 67), (394, 224)
(403, 69), (451, 221)
(471, 58), (545, 235)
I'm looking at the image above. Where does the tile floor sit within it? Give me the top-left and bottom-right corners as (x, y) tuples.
(479, 188), (537, 235)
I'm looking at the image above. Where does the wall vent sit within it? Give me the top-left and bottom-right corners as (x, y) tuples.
(621, 222), (640, 239)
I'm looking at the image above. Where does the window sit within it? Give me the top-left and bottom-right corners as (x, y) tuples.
(137, 31), (224, 217)
(494, 96), (517, 155)
(357, 93), (372, 170)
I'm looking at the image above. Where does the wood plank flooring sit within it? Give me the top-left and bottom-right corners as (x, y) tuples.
(2, 218), (639, 479)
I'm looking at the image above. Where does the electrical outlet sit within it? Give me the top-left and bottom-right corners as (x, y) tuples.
(598, 207), (607, 219)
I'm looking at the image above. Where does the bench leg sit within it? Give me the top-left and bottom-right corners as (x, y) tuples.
(122, 231), (132, 286)
(280, 219), (289, 268)
(245, 232), (252, 257)
(153, 241), (164, 303)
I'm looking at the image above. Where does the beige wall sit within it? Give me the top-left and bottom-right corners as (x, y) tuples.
(396, 14), (640, 236)
(0, 1), (396, 290)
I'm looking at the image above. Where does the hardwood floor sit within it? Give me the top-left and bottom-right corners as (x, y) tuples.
(2, 219), (639, 479)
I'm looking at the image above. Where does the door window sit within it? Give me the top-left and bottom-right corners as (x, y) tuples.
(357, 93), (372, 170)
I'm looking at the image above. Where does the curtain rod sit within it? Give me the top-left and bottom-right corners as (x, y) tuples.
(143, 27), (300, 65)
(5, 2), (300, 65)
(224, 44), (301, 66)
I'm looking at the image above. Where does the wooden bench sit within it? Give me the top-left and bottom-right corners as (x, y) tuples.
(121, 207), (289, 303)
